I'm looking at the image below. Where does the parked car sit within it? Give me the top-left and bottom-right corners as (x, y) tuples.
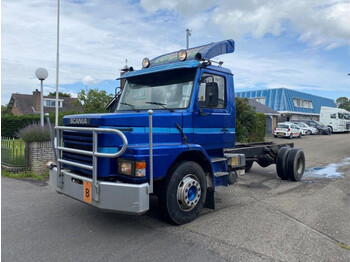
(292, 122), (318, 135)
(274, 122), (302, 139)
(297, 120), (330, 135)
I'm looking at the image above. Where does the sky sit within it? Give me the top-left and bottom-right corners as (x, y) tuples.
(1, 0), (350, 105)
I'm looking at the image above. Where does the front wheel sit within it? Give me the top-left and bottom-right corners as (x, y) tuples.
(159, 161), (207, 225)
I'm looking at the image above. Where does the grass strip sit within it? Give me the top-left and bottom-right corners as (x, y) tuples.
(1, 169), (48, 181)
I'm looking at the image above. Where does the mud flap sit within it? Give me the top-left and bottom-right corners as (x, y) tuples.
(204, 188), (215, 209)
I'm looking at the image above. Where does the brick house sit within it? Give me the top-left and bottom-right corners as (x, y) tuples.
(7, 89), (84, 115)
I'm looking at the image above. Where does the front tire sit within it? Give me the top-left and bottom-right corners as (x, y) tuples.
(159, 161), (207, 225)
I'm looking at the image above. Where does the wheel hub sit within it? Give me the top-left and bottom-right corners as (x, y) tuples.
(177, 174), (201, 211)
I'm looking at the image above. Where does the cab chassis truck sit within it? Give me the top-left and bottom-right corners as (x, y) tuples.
(47, 40), (305, 224)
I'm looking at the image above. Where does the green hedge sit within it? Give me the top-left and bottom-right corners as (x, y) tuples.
(235, 98), (266, 143)
(1, 111), (82, 138)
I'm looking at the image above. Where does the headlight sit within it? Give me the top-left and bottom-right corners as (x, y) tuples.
(118, 159), (146, 178)
(118, 160), (133, 176)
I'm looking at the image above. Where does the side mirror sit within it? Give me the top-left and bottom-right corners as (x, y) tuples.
(205, 82), (218, 107)
(115, 87), (121, 96)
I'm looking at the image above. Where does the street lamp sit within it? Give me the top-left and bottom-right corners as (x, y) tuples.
(35, 68), (48, 127)
(186, 29), (191, 49)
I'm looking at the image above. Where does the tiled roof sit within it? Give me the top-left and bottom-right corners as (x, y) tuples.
(236, 88), (335, 114)
(8, 93), (84, 114)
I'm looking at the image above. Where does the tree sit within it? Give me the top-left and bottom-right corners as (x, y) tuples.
(336, 97), (350, 111)
(1, 105), (9, 115)
(235, 97), (266, 143)
(48, 91), (71, 97)
(78, 88), (113, 113)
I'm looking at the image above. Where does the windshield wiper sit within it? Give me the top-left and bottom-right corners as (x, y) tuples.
(145, 102), (174, 112)
(120, 102), (140, 112)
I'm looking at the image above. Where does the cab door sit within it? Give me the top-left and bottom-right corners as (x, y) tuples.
(193, 70), (235, 151)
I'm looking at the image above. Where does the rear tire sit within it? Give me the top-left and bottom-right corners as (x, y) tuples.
(276, 146), (291, 180)
(289, 134), (293, 139)
(159, 161), (207, 225)
(286, 148), (305, 181)
(245, 161), (253, 173)
(274, 135), (278, 138)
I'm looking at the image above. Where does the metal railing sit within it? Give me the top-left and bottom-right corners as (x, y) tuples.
(47, 110), (154, 200)
(1, 137), (26, 167)
(55, 126), (128, 202)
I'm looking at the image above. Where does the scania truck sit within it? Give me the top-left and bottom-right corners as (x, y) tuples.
(47, 39), (305, 224)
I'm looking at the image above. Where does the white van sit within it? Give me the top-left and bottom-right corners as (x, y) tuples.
(319, 106), (350, 133)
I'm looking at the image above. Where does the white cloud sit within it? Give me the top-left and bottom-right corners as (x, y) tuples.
(141, 0), (350, 47)
(1, 0), (187, 104)
(1, 0), (349, 105)
(81, 75), (98, 86)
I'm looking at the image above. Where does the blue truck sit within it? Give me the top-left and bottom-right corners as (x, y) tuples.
(47, 39), (305, 224)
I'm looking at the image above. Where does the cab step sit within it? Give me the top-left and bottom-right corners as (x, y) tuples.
(211, 157), (227, 163)
(214, 171), (229, 177)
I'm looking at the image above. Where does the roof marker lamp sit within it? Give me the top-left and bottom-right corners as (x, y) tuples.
(142, 58), (150, 68)
(178, 49), (187, 61)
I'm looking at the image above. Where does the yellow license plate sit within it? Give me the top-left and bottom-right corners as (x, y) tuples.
(83, 181), (92, 204)
(279, 132), (284, 135)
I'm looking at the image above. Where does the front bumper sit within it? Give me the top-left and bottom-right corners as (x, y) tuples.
(49, 167), (150, 214)
(274, 131), (290, 137)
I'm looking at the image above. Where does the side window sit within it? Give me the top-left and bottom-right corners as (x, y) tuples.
(198, 73), (226, 109)
(330, 113), (336, 119)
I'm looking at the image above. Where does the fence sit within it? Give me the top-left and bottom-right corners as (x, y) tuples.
(1, 137), (26, 167)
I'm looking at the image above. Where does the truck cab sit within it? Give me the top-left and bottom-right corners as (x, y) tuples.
(48, 39), (305, 224)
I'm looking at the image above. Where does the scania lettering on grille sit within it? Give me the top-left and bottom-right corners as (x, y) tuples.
(70, 118), (89, 125)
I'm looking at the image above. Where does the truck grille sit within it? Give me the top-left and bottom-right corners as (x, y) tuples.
(62, 130), (93, 174)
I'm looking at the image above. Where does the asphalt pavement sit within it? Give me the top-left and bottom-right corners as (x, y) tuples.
(2, 133), (350, 261)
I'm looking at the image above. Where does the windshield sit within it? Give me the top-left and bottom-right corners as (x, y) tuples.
(116, 68), (196, 111)
(344, 113), (350, 120)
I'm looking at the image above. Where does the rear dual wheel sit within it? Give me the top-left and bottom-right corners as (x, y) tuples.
(276, 146), (290, 180)
(276, 147), (305, 181)
(286, 148), (305, 181)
